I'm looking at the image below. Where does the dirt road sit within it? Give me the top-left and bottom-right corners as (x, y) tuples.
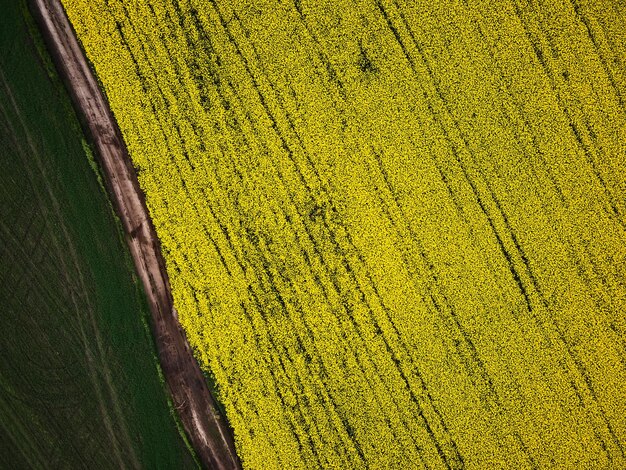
(29, 1), (241, 468)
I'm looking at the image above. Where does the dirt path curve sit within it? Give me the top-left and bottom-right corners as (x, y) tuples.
(30, 1), (241, 468)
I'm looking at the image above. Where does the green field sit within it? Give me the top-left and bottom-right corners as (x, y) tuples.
(0, 1), (198, 468)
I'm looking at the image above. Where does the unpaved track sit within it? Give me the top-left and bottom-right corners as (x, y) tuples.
(29, 1), (241, 468)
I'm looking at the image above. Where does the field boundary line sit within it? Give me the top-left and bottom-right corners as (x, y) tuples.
(28, 1), (241, 468)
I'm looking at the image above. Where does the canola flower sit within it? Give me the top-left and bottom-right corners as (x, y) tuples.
(61, 0), (626, 468)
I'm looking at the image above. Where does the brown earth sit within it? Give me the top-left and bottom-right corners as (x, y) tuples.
(29, 1), (241, 468)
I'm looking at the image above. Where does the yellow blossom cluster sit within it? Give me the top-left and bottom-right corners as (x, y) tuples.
(62, 0), (626, 468)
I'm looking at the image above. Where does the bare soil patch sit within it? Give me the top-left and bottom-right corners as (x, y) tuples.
(29, 1), (241, 468)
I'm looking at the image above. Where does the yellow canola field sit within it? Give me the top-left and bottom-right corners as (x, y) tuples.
(62, 0), (626, 468)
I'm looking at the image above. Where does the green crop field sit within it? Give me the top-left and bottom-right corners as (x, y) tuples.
(0, 1), (197, 468)
(61, 0), (626, 468)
